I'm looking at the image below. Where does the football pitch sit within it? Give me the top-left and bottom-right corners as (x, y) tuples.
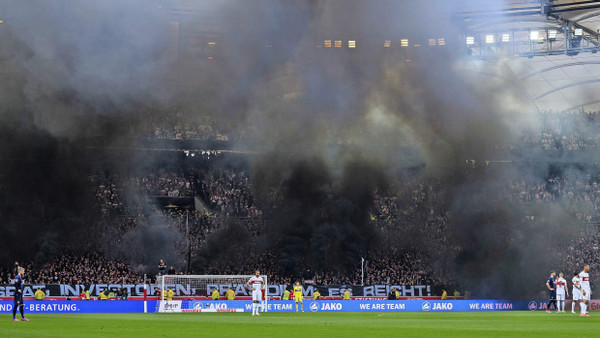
(1, 311), (597, 337)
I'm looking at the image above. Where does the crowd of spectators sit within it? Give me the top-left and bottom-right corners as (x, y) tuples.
(80, 157), (600, 289)
(29, 253), (141, 285)
(354, 249), (433, 286)
(90, 170), (194, 216)
(6, 108), (600, 290)
(160, 209), (222, 258)
(3, 171), (599, 292)
(194, 246), (450, 287)
(372, 181), (446, 224)
(124, 109), (600, 152)
(194, 169), (262, 218)
(0, 263), (31, 286)
(0, 253), (142, 286)
(90, 173), (126, 217)
(509, 174), (600, 223)
(558, 229), (600, 286)
(135, 111), (232, 141)
(519, 110), (600, 151)
(134, 171), (194, 197)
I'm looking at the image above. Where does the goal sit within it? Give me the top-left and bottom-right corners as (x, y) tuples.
(155, 274), (268, 313)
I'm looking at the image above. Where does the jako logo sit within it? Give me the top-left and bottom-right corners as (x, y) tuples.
(310, 302), (319, 312)
(528, 301), (538, 311)
(422, 302), (431, 311)
(432, 303), (453, 310)
(193, 303), (202, 309)
(320, 303), (342, 311)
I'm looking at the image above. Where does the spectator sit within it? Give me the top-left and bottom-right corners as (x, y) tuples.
(388, 288), (397, 300)
(167, 265), (176, 275)
(34, 288), (45, 301)
(211, 289), (220, 300)
(158, 259), (167, 275)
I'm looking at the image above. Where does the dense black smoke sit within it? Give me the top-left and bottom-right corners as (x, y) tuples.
(0, 122), (98, 264)
(0, 0), (592, 298)
(446, 163), (578, 298)
(223, 0), (579, 297)
(252, 154), (388, 278)
(0, 1), (177, 269)
(192, 220), (253, 274)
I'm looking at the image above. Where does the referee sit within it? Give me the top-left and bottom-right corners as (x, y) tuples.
(12, 266), (29, 321)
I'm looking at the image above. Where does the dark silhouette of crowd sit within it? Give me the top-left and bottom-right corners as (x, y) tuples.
(2, 109), (600, 292)
(1, 253), (141, 286)
(4, 163), (599, 290)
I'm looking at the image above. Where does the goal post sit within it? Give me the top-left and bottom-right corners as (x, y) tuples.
(155, 274), (268, 313)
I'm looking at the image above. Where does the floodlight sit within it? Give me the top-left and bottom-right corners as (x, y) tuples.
(530, 31), (539, 40)
(466, 36), (475, 45)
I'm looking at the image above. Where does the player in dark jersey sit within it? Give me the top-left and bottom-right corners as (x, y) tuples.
(545, 271), (557, 313)
(12, 267), (29, 321)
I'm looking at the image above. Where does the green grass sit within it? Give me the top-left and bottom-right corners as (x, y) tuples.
(1, 312), (597, 337)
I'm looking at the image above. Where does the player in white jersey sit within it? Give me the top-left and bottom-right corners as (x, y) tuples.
(572, 272), (581, 314)
(579, 265), (591, 317)
(555, 273), (569, 313)
(247, 270), (264, 316)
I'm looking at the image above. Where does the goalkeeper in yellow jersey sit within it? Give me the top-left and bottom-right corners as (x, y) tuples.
(293, 282), (304, 312)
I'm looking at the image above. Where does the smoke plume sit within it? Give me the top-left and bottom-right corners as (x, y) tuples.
(0, 0), (592, 298)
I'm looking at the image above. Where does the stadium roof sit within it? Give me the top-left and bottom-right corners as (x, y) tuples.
(550, 0), (600, 33)
(506, 53), (600, 112)
(459, 0), (600, 112)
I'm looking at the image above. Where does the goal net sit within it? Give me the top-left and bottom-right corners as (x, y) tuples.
(155, 275), (268, 313)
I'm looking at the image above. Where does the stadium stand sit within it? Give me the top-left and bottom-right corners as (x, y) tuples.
(2, 110), (600, 291)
